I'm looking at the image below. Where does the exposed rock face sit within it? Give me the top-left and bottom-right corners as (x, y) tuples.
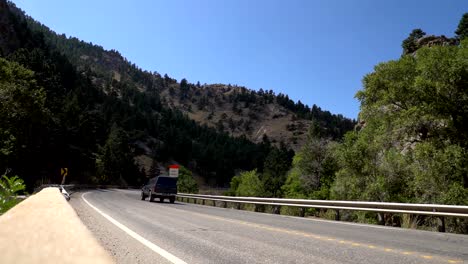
(417, 35), (459, 48)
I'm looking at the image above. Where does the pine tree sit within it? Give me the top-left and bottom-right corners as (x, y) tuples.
(455, 13), (468, 39)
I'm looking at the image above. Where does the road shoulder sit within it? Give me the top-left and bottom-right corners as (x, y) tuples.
(70, 191), (170, 264)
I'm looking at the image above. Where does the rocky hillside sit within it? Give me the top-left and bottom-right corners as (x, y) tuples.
(163, 83), (315, 148)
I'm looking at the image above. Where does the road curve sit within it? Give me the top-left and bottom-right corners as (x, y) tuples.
(70, 189), (468, 264)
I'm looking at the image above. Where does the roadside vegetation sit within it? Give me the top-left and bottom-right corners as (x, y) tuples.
(0, 174), (26, 214)
(229, 14), (468, 233)
(177, 166), (199, 193)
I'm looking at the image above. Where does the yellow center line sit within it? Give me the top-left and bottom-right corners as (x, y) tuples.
(181, 210), (463, 263)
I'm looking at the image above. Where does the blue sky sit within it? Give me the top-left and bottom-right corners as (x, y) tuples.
(12, 0), (467, 118)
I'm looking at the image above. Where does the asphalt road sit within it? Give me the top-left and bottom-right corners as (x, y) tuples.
(70, 189), (468, 264)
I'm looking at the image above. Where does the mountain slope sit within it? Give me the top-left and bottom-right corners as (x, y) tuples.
(18, 9), (355, 150)
(0, 1), (284, 188)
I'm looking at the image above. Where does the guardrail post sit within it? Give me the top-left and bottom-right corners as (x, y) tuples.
(212, 200), (216, 207)
(223, 201), (227, 208)
(377, 213), (385, 225)
(273, 205), (281, 214)
(335, 210), (340, 221)
(438, 216), (446, 232)
(299, 207), (305, 217)
(202, 199), (205, 205)
(236, 203), (241, 210)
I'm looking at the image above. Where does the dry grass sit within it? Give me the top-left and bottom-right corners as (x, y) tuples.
(401, 214), (421, 229)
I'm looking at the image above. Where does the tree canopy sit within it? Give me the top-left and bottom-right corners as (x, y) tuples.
(455, 13), (468, 39)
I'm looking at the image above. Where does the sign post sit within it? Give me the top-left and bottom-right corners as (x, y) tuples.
(60, 168), (68, 185)
(168, 165), (179, 178)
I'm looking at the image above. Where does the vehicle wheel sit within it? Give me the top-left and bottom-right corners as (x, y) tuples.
(169, 197), (175, 204)
(159, 197), (165, 203)
(148, 191), (154, 202)
(141, 192), (146, 200)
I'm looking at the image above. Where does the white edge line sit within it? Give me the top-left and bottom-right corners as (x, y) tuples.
(82, 192), (187, 264)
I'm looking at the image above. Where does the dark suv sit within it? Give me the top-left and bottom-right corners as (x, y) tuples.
(141, 176), (177, 203)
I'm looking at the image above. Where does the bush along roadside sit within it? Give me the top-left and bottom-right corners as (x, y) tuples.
(0, 174), (26, 214)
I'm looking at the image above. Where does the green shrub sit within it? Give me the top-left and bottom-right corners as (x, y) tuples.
(230, 170), (264, 197)
(177, 166), (198, 193)
(0, 175), (26, 214)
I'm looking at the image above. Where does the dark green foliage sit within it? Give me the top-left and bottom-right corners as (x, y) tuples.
(0, 1), (273, 189)
(95, 124), (141, 185)
(455, 13), (468, 39)
(402, 29), (426, 55)
(261, 147), (293, 197)
(180, 78), (189, 100)
(148, 159), (161, 178)
(0, 57), (50, 188)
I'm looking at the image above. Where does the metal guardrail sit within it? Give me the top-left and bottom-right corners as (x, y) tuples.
(177, 193), (468, 218)
(177, 193), (468, 232)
